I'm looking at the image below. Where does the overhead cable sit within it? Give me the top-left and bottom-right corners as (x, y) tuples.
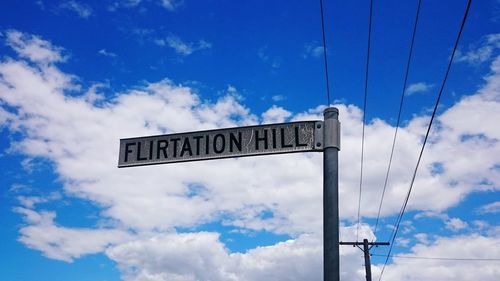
(378, 0), (473, 280)
(372, 254), (500, 261)
(373, 0), (422, 239)
(319, 0), (332, 105)
(356, 0), (374, 242)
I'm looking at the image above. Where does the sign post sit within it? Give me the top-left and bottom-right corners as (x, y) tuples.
(323, 107), (341, 281)
(118, 107), (341, 281)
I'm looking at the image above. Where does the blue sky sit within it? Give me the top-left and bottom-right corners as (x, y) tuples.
(0, 0), (499, 280)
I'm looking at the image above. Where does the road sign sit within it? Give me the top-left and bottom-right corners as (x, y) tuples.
(117, 109), (341, 281)
(118, 121), (325, 167)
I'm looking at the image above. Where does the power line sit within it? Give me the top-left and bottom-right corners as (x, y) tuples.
(356, 0), (374, 242)
(373, 0), (422, 239)
(319, 0), (331, 105)
(372, 254), (500, 261)
(378, 0), (473, 280)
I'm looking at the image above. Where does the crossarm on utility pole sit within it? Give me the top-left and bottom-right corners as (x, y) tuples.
(339, 239), (390, 281)
(339, 241), (390, 246)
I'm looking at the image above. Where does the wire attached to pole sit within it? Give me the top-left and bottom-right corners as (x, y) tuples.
(373, 0), (422, 239)
(356, 0), (374, 242)
(319, 0), (332, 105)
(378, 0), (473, 280)
(372, 254), (500, 261)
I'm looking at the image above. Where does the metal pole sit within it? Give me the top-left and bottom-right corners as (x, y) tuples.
(363, 239), (372, 281)
(324, 107), (340, 281)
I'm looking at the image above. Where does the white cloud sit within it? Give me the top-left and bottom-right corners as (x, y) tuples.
(271, 95), (286, 102)
(8, 183), (33, 194)
(415, 212), (470, 232)
(472, 220), (489, 230)
(374, 233), (500, 281)
(457, 33), (500, 65)
(107, 224), (376, 281)
(35, 0), (45, 10)
(414, 233), (430, 245)
(17, 196), (48, 209)
(121, 0), (142, 7)
(401, 220), (416, 234)
(1, 30), (500, 280)
(108, 0), (142, 11)
(108, 0), (180, 11)
(198, 39), (212, 50)
(303, 43), (324, 59)
(5, 30), (65, 64)
(414, 211), (446, 220)
(156, 36), (212, 56)
(406, 82), (433, 95)
(445, 218), (468, 232)
(257, 47), (280, 69)
(396, 237), (411, 247)
(107, 232), (322, 281)
(261, 105), (291, 124)
(83, 83), (107, 104)
(477, 201), (500, 214)
(258, 47), (269, 61)
(15, 208), (131, 262)
(160, 0), (181, 11)
(59, 1), (93, 19)
(167, 39), (191, 55)
(17, 192), (61, 209)
(98, 49), (117, 58)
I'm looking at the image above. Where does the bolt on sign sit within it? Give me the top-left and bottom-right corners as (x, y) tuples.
(118, 121), (325, 167)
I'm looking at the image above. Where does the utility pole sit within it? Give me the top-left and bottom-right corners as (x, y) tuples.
(339, 239), (390, 281)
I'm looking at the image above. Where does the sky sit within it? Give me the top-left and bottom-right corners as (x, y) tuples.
(0, 0), (499, 281)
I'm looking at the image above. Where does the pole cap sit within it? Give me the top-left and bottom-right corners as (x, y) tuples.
(323, 107), (340, 150)
(324, 107), (339, 114)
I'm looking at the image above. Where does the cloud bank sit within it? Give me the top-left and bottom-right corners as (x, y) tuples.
(1, 30), (499, 281)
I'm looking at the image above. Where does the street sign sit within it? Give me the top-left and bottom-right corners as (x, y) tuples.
(117, 108), (341, 281)
(118, 121), (324, 167)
